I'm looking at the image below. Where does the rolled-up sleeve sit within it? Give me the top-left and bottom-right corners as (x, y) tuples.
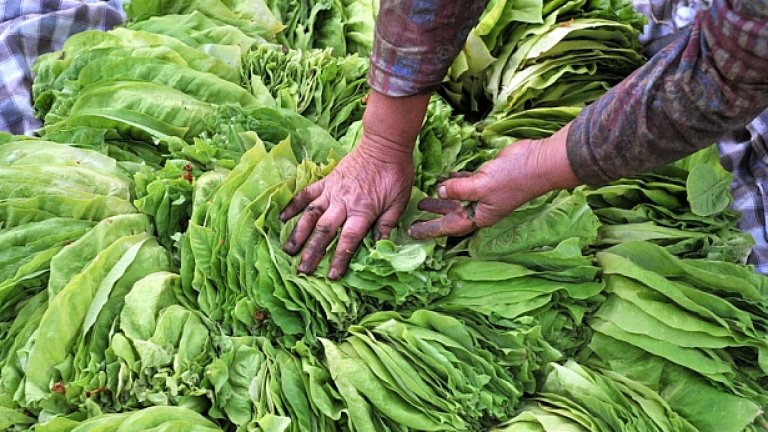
(567, 0), (768, 185)
(369, 0), (488, 97)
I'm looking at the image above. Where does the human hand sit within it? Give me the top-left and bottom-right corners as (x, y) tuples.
(409, 124), (581, 239)
(280, 90), (430, 280)
(279, 140), (413, 280)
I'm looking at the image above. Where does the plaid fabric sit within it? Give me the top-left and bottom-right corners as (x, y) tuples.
(567, 0), (768, 186)
(369, 0), (488, 97)
(0, 0), (124, 135)
(718, 111), (768, 272)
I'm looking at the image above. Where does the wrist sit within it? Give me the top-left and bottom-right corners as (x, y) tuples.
(525, 123), (582, 194)
(358, 90), (430, 164)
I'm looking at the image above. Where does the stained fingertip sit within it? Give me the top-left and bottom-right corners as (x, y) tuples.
(297, 261), (311, 274)
(282, 234), (298, 255)
(407, 221), (429, 240)
(328, 267), (342, 280)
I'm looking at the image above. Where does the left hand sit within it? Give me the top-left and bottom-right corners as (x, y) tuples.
(408, 124), (581, 239)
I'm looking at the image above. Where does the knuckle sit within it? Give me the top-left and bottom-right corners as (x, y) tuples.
(376, 220), (397, 229)
(314, 224), (335, 235)
(341, 226), (367, 241)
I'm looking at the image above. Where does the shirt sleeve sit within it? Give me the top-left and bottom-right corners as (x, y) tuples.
(368, 0), (489, 97)
(566, 0), (768, 185)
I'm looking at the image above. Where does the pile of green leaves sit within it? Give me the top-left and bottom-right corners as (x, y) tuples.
(592, 241), (768, 410)
(36, 406), (223, 432)
(124, 0), (283, 42)
(266, 0), (378, 56)
(493, 361), (700, 431)
(0, 138), (136, 359)
(242, 45), (369, 139)
(180, 134), (451, 343)
(3, 0), (768, 430)
(321, 310), (559, 431)
(587, 146), (753, 262)
(33, 27), (274, 147)
(444, 0), (646, 145)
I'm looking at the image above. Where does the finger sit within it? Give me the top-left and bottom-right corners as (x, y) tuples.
(373, 205), (403, 241)
(280, 180), (324, 222)
(298, 206), (346, 274)
(283, 198), (326, 256)
(328, 215), (374, 280)
(437, 174), (485, 202)
(408, 210), (476, 240)
(448, 171), (473, 179)
(417, 197), (463, 215)
(436, 171), (473, 182)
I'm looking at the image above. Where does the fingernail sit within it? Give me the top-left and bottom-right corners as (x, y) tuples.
(279, 211), (286, 221)
(437, 185), (447, 199)
(372, 228), (381, 242)
(328, 269), (339, 280)
(298, 263), (309, 274)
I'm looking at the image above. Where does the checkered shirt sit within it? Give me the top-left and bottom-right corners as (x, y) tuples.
(0, 0), (124, 135)
(718, 112), (768, 272)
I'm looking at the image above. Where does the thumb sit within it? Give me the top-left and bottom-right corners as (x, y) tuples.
(437, 173), (486, 202)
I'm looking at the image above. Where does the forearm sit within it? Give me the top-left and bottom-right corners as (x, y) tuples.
(368, 0), (488, 97)
(567, 0), (768, 185)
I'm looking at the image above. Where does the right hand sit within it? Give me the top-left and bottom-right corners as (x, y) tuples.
(280, 134), (414, 280)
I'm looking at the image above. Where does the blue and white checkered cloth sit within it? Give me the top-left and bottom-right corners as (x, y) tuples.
(718, 113), (768, 273)
(0, 0), (124, 135)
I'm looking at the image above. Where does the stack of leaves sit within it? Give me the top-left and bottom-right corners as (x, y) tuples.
(242, 45), (369, 139)
(320, 310), (560, 431)
(180, 138), (359, 341)
(266, 0), (378, 57)
(0, 139), (133, 323)
(33, 27), (274, 148)
(587, 332), (768, 432)
(0, 139), (154, 429)
(204, 335), (338, 430)
(444, 0), (646, 144)
(36, 406), (223, 432)
(587, 147), (754, 263)
(441, 189), (605, 356)
(0, 214), (173, 417)
(107, 272), (213, 412)
(124, 0), (283, 43)
(492, 360), (700, 431)
(587, 240), (768, 429)
(0, 140), (199, 422)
